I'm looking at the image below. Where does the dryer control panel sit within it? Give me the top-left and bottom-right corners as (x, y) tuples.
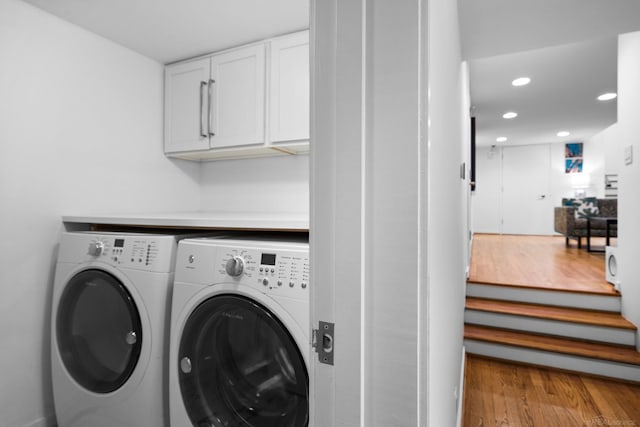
(57, 232), (179, 273)
(176, 238), (310, 299)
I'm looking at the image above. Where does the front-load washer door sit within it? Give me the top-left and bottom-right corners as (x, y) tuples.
(178, 294), (308, 427)
(56, 269), (143, 394)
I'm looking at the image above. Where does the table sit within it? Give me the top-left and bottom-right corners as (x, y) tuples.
(586, 217), (617, 253)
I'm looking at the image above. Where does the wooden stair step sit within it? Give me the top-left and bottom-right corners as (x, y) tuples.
(466, 279), (620, 296)
(466, 297), (636, 330)
(466, 282), (621, 312)
(464, 324), (640, 366)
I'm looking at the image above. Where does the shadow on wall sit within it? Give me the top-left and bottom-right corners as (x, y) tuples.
(167, 158), (202, 187)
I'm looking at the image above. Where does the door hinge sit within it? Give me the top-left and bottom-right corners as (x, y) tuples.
(312, 321), (334, 366)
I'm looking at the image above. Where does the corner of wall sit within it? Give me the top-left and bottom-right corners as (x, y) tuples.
(617, 31), (640, 348)
(456, 346), (467, 427)
(22, 414), (57, 427)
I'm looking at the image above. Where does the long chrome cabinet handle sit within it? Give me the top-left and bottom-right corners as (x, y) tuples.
(208, 79), (215, 137)
(199, 81), (207, 138)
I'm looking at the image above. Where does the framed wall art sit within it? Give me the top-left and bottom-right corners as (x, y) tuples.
(565, 142), (583, 173)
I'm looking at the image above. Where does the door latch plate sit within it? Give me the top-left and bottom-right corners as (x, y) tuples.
(313, 321), (334, 365)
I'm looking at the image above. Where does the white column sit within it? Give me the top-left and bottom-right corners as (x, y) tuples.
(311, 0), (425, 426)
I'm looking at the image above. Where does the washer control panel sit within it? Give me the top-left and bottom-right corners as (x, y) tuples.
(177, 238), (310, 297)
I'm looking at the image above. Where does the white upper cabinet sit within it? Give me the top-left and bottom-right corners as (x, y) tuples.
(164, 58), (211, 153)
(164, 31), (309, 161)
(269, 31), (310, 144)
(209, 44), (265, 149)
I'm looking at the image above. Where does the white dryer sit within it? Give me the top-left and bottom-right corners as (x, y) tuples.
(170, 237), (310, 427)
(51, 231), (210, 427)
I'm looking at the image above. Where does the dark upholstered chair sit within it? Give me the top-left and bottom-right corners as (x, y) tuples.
(554, 198), (617, 248)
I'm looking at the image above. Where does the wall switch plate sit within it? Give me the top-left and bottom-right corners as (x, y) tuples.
(624, 145), (633, 165)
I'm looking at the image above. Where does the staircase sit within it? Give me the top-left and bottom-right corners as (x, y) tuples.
(464, 281), (640, 382)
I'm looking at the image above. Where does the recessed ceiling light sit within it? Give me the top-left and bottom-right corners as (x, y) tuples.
(597, 92), (617, 101)
(512, 77), (531, 87)
(503, 112), (518, 119)
(496, 136), (508, 142)
(557, 131), (571, 137)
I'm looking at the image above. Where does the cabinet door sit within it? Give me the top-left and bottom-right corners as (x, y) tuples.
(269, 31), (310, 143)
(209, 44), (266, 149)
(164, 58), (211, 153)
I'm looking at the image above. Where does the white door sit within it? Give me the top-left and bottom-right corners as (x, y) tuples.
(209, 44), (266, 149)
(502, 144), (553, 235)
(472, 146), (503, 233)
(164, 58), (211, 153)
(269, 31), (310, 143)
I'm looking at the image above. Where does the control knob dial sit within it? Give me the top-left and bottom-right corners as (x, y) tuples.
(88, 241), (104, 257)
(225, 256), (245, 277)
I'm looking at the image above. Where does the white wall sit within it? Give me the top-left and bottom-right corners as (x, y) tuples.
(0, 1), (201, 426)
(616, 31), (640, 348)
(426, 0), (467, 425)
(604, 123), (623, 175)
(581, 129), (608, 197)
(199, 155), (308, 214)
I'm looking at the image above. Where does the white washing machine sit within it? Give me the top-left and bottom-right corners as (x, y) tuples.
(169, 237), (310, 427)
(51, 231), (214, 427)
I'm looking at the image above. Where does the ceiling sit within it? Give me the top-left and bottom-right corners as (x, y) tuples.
(459, 0), (640, 147)
(468, 36), (618, 147)
(20, 0), (309, 64)
(19, 0), (640, 148)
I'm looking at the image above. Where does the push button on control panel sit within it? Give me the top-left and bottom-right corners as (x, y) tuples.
(255, 251), (309, 292)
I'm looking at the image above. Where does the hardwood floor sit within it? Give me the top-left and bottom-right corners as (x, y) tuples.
(462, 355), (640, 427)
(468, 234), (617, 295)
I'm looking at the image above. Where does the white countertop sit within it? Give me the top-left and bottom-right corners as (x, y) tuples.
(63, 211), (309, 231)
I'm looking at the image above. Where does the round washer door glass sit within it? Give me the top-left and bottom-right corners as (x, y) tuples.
(179, 294), (308, 427)
(56, 269), (143, 393)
